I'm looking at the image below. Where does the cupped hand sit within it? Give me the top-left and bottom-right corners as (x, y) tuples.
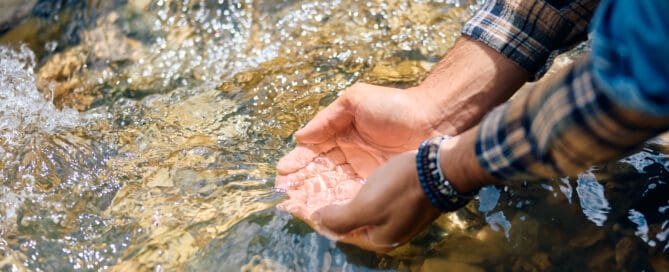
(274, 83), (448, 230)
(275, 84), (441, 223)
(313, 151), (441, 253)
(277, 82), (449, 179)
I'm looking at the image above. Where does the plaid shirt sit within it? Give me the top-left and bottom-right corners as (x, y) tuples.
(462, 0), (598, 79)
(465, 0), (669, 181)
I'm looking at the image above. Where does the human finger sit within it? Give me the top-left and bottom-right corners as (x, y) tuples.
(274, 170), (308, 190)
(312, 200), (378, 236)
(276, 141), (335, 175)
(294, 94), (354, 145)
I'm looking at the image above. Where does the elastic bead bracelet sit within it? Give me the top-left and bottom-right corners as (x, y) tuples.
(416, 136), (478, 213)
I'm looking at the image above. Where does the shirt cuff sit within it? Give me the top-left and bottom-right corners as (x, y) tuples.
(475, 55), (669, 182)
(462, 0), (596, 80)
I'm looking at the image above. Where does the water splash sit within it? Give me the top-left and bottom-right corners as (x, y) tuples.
(0, 45), (79, 142)
(2, 0), (667, 271)
(0, 45), (117, 271)
(0, 45), (82, 228)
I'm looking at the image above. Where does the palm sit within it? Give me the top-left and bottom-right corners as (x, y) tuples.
(275, 83), (443, 225)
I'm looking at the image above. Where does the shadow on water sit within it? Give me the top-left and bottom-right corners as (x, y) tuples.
(188, 208), (394, 271)
(0, 0), (668, 271)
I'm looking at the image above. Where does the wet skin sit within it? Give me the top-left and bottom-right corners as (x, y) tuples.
(275, 37), (529, 252)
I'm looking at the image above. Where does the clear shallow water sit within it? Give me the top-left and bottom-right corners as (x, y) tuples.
(0, 0), (668, 271)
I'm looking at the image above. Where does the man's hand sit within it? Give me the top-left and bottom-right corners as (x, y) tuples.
(274, 37), (528, 249)
(277, 83), (447, 178)
(279, 126), (495, 253)
(275, 83), (447, 222)
(276, 36), (528, 189)
(312, 151), (442, 253)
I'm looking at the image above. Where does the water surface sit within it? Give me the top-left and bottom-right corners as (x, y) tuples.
(0, 0), (668, 271)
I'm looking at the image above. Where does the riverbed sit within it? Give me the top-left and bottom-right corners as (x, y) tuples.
(0, 0), (668, 271)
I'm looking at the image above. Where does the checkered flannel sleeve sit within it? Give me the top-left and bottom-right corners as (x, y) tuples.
(475, 56), (669, 181)
(462, 0), (599, 80)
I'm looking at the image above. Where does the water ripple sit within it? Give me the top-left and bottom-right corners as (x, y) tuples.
(576, 171), (610, 227)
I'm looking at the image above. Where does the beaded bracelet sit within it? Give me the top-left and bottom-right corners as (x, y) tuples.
(416, 136), (478, 212)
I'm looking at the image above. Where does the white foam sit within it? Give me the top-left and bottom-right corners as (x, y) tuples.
(0, 45), (80, 145)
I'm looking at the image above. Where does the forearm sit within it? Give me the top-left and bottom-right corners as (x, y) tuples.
(437, 0), (669, 192)
(415, 0), (600, 136)
(440, 56), (669, 192)
(437, 124), (494, 193)
(412, 36), (529, 135)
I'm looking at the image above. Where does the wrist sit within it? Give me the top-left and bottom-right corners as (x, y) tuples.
(416, 136), (478, 212)
(412, 84), (484, 135)
(438, 126), (499, 194)
(409, 36), (529, 134)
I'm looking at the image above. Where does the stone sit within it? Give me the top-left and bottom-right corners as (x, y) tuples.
(81, 17), (143, 62)
(0, 0), (37, 31)
(447, 252), (486, 265)
(531, 253), (551, 271)
(240, 255), (292, 272)
(588, 246), (615, 271)
(568, 224), (606, 248)
(508, 213), (540, 255)
(34, 11), (147, 110)
(128, 0), (152, 11)
(147, 168), (173, 188)
(650, 255), (669, 272)
(509, 253), (551, 272)
(615, 237), (641, 270)
(37, 46), (86, 99)
(367, 60), (427, 84)
(511, 258), (536, 272)
(433, 235), (505, 265)
(421, 258), (485, 272)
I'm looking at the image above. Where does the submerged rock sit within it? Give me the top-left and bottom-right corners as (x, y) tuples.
(420, 258), (485, 272)
(36, 12), (145, 111)
(650, 255), (669, 272)
(587, 245), (615, 271)
(615, 237), (642, 270)
(366, 59), (428, 85)
(0, 0), (37, 32)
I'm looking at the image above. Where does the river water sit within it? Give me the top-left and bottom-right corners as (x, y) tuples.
(0, 0), (667, 271)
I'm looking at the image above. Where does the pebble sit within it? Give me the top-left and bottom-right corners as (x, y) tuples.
(0, 0), (36, 31)
(420, 258), (485, 272)
(587, 245), (615, 271)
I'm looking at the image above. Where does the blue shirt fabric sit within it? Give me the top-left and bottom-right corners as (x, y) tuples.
(591, 0), (669, 116)
(466, 0), (669, 182)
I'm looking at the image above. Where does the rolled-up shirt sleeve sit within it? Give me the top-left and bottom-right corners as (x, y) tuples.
(462, 0), (599, 80)
(474, 0), (669, 181)
(476, 57), (669, 181)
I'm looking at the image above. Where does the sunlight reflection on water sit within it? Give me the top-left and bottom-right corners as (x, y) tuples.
(576, 172), (611, 227)
(0, 0), (667, 271)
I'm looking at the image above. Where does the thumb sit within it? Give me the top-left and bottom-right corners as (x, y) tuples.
(295, 95), (354, 144)
(313, 202), (377, 235)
